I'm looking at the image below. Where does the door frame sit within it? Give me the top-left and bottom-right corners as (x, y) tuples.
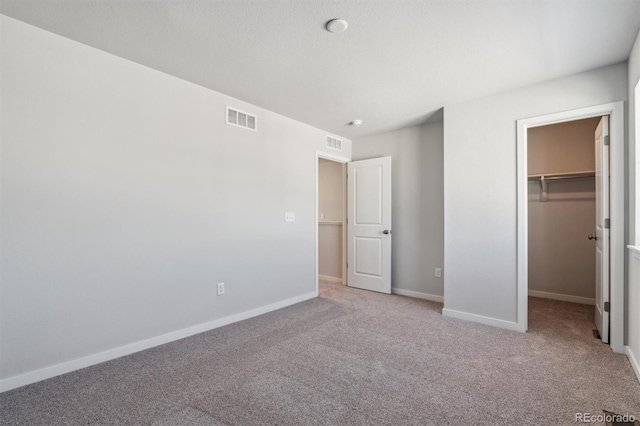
(516, 101), (625, 353)
(315, 150), (349, 296)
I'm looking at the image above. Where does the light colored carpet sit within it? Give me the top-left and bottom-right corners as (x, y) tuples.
(1, 281), (639, 425)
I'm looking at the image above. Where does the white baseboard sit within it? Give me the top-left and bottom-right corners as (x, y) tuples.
(626, 346), (640, 384)
(0, 291), (317, 393)
(528, 290), (595, 305)
(442, 308), (524, 332)
(318, 275), (343, 284)
(391, 288), (444, 303)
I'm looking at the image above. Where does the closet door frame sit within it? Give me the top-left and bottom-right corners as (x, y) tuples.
(316, 150), (350, 296)
(516, 101), (625, 354)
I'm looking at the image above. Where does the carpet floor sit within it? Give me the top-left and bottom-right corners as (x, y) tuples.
(1, 281), (639, 425)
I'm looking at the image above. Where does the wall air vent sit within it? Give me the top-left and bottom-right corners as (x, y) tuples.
(226, 106), (257, 131)
(326, 135), (342, 151)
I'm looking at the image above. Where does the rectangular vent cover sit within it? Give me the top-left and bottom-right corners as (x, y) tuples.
(226, 106), (257, 131)
(326, 136), (342, 151)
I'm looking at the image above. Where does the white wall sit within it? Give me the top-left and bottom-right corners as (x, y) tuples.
(629, 251), (640, 382)
(0, 16), (351, 386)
(443, 63), (627, 325)
(318, 160), (344, 280)
(352, 121), (444, 299)
(630, 30), (640, 248)
(627, 28), (640, 381)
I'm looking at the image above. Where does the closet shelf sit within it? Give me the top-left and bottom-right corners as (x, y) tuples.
(528, 170), (595, 202)
(528, 170), (595, 181)
(319, 221), (343, 226)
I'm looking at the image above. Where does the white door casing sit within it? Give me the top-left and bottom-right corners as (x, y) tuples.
(347, 157), (392, 294)
(594, 116), (610, 343)
(516, 102), (624, 352)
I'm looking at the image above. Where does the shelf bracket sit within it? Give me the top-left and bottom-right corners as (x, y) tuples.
(540, 176), (548, 202)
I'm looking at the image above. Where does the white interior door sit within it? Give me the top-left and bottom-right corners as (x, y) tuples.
(347, 157), (392, 294)
(594, 116), (610, 343)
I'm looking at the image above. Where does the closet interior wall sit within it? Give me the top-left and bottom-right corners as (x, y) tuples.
(318, 159), (344, 282)
(527, 117), (600, 303)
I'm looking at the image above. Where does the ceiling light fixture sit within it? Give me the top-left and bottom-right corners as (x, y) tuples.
(326, 19), (348, 34)
(351, 120), (363, 127)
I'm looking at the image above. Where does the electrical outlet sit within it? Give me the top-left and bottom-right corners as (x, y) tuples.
(285, 212), (295, 222)
(435, 268), (442, 278)
(320, 213), (325, 220)
(217, 282), (225, 296)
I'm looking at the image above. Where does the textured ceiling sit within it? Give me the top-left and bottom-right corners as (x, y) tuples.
(1, 0), (639, 138)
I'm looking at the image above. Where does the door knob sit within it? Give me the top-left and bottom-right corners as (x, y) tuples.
(588, 234), (598, 241)
(383, 230), (391, 235)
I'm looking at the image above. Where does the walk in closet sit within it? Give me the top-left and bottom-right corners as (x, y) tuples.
(527, 117), (601, 306)
(318, 158), (346, 284)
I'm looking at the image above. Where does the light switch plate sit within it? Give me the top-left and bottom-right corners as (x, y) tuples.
(285, 212), (295, 222)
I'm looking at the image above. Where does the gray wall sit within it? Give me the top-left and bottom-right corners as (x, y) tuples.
(527, 118), (600, 175)
(0, 16), (351, 382)
(352, 122), (444, 298)
(528, 180), (595, 300)
(318, 224), (342, 279)
(443, 63), (627, 324)
(318, 160), (344, 279)
(318, 160), (344, 221)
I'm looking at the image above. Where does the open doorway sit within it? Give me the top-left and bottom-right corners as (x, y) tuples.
(526, 116), (605, 340)
(516, 101), (625, 353)
(315, 152), (393, 296)
(317, 156), (347, 290)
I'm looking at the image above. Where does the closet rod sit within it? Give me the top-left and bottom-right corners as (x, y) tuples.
(528, 171), (595, 202)
(527, 171), (595, 182)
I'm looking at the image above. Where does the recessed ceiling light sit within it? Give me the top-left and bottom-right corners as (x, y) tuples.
(351, 120), (363, 127)
(326, 19), (348, 34)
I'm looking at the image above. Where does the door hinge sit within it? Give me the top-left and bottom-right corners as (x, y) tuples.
(604, 301), (610, 312)
(604, 218), (610, 229)
(604, 135), (610, 146)
(346, 263), (348, 269)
